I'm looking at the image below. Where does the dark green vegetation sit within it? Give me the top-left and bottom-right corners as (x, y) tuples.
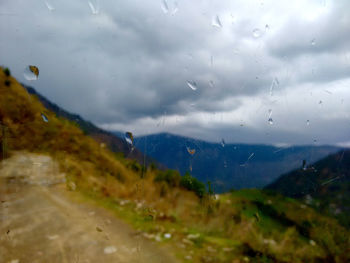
(266, 150), (350, 228)
(1, 69), (349, 262)
(133, 133), (340, 192)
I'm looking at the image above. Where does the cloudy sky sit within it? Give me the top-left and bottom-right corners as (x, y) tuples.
(1, 0), (350, 146)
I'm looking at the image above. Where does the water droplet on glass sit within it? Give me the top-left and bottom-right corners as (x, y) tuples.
(252, 28), (262, 38)
(172, 2), (178, 15)
(68, 181), (76, 191)
(104, 246), (117, 254)
(187, 81), (197, 91)
(47, 235), (59, 240)
(310, 38), (316, 46)
(186, 147), (195, 155)
(161, 0), (169, 14)
(41, 113), (49, 123)
(247, 153), (255, 161)
(164, 233), (172, 239)
(230, 14), (236, 24)
(125, 132), (134, 146)
(270, 77), (279, 96)
(212, 15), (222, 28)
(306, 120), (310, 125)
(302, 160), (307, 170)
(319, 100), (322, 104)
(88, 0), (99, 15)
(209, 80), (214, 88)
(221, 139), (225, 147)
(45, 1), (55, 12)
(23, 65), (39, 81)
(267, 109), (273, 124)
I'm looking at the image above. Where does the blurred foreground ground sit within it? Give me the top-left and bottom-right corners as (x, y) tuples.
(0, 152), (177, 263)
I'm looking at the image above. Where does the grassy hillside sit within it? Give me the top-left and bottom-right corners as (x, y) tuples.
(1, 67), (349, 262)
(266, 150), (350, 228)
(23, 84), (160, 167)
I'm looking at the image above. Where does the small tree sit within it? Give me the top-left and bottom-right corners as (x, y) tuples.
(3, 68), (11, 77)
(180, 172), (206, 198)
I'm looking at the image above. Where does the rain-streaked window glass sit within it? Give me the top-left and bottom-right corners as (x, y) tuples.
(1, 0), (349, 262)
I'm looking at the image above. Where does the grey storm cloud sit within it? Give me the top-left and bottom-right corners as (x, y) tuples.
(1, 0), (350, 145)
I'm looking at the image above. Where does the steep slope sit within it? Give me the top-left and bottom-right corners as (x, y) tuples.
(266, 149), (350, 228)
(1, 68), (350, 262)
(134, 133), (340, 192)
(23, 84), (158, 166)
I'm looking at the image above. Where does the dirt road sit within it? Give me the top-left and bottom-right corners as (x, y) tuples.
(0, 152), (178, 263)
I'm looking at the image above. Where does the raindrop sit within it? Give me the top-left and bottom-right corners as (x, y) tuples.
(221, 139), (225, 147)
(267, 109), (273, 124)
(161, 0), (169, 14)
(186, 147), (195, 155)
(23, 65), (39, 81)
(252, 28), (262, 38)
(270, 77), (279, 96)
(212, 15), (222, 28)
(241, 153), (255, 166)
(247, 153), (255, 161)
(319, 100), (322, 104)
(45, 1), (55, 12)
(104, 246), (117, 254)
(302, 160), (307, 170)
(68, 181), (76, 191)
(310, 38), (316, 46)
(265, 24), (270, 31)
(164, 233), (172, 239)
(41, 113), (49, 123)
(172, 2), (178, 15)
(88, 0), (99, 15)
(306, 120), (310, 126)
(230, 14), (236, 24)
(125, 132), (134, 146)
(47, 235), (59, 240)
(187, 81), (197, 91)
(209, 80), (214, 88)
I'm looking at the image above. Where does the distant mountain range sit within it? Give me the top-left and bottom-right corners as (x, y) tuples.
(23, 84), (342, 194)
(127, 133), (341, 192)
(266, 149), (350, 228)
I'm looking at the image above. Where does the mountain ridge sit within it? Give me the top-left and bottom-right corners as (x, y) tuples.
(265, 149), (350, 228)
(23, 84), (160, 167)
(132, 132), (341, 192)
